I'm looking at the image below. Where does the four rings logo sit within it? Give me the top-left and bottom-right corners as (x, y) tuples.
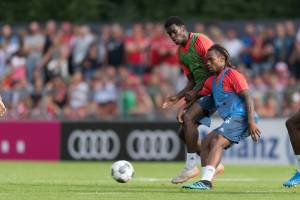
(126, 130), (180, 160)
(67, 130), (120, 160)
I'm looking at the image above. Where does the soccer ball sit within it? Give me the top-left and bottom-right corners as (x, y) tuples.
(111, 160), (134, 183)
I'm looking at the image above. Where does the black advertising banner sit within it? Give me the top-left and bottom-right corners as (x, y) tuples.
(61, 122), (185, 161)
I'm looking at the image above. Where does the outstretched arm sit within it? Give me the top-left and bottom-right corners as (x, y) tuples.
(238, 89), (260, 142)
(162, 75), (194, 109)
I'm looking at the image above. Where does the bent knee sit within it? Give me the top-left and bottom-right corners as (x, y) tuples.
(212, 134), (229, 148)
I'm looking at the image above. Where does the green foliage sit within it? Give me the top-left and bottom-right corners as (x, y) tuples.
(0, 0), (299, 23)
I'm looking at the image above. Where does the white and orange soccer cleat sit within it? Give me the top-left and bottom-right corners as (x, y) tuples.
(171, 166), (200, 184)
(171, 163), (225, 184)
(214, 163), (225, 178)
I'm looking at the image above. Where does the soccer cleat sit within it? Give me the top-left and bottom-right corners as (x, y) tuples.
(214, 163), (225, 178)
(182, 180), (212, 190)
(283, 171), (300, 187)
(171, 167), (200, 184)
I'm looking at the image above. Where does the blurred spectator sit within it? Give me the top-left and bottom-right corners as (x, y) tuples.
(0, 24), (19, 76)
(68, 72), (89, 109)
(107, 24), (125, 67)
(118, 67), (137, 116)
(274, 62), (289, 87)
(24, 21), (45, 82)
(0, 46), (7, 77)
(91, 68), (118, 119)
(145, 71), (177, 119)
(208, 25), (224, 44)
(282, 75), (300, 115)
(250, 29), (274, 75)
(149, 24), (165, 68)
(46, 45), (70, 80)
(0, 20), (299, 120)
(274, 22), (294, 63)
(71, 25), (95, 72)
(260, 94), (279, 118)
(288, 38), (300, 79)
(222, 28), (243, 64)
(81, 42), (101, 80)
(97, 24), (110, 66)
(149, 23), (179, 86)
(240, 24), (255, 68)
(8, 46), (27, 82)
(43, 20), (57, 55)
(39, 20), (58, 81)
(125, 23), (149, 75)
(0, 24), (19, 58)
(124, 75), (153, 117)
(46, 75), (68, 109)
(144, 22), (154, 38)
(249, 75), (267, 98)
(59, 21), (74, 49)
(193, 23), (206, 34)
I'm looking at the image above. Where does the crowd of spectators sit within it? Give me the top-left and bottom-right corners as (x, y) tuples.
(0, 20), (299, 120)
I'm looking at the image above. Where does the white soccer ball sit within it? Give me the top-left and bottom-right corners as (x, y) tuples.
(111, 160), (134, 183)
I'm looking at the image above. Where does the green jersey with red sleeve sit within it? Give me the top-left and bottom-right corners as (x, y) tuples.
(178, 32), (213, 91)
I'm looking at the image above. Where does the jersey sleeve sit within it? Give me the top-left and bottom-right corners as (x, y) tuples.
(194, 34), (214, 58)
(227, 69), (249, 93)
(199, 76), (213, 96)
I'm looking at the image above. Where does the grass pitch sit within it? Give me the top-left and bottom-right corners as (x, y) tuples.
(0, 161), (299, 200)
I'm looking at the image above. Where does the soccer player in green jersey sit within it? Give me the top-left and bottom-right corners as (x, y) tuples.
(162, 16), (224, 184)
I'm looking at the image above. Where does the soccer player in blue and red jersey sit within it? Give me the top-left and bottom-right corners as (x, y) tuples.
(283, 112), (300, 187)
(183, 44), (260, 190)
(162, 16), (224, 184)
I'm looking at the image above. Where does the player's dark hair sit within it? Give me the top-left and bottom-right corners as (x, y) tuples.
(164, 16), (185, 29)
(208, 44), (233, 68)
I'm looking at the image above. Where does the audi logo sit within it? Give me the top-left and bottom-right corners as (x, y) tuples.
(67, 130), (120, 160)
(126, 130), (180, 160)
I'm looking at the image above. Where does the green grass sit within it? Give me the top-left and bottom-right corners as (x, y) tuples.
(0, 161), (299, 200)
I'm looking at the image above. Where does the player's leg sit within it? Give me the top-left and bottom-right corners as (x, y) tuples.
(182, 96), (216, 156)
(171, 96), (224, 184)
(205, 133), (231, 168)
(286, 111), (300, 154)
(182, 132), (230, 190)
(177, 124), (185, 142)
(283, 111), (300, 187)
(171, 102), (203, 184)
(200, 133), (225, 178)
(194, 96), (224, 177)
(183, 116), (247, 190)
(183, 102), (205, 154)
(199, 133), (212, 167)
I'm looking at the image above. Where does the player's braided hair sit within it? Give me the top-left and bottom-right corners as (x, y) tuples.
(208, 44), (233, 68)
(164, 16), (185, 29)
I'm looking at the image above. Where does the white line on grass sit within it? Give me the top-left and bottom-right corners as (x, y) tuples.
(136, 177), (284, 182)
